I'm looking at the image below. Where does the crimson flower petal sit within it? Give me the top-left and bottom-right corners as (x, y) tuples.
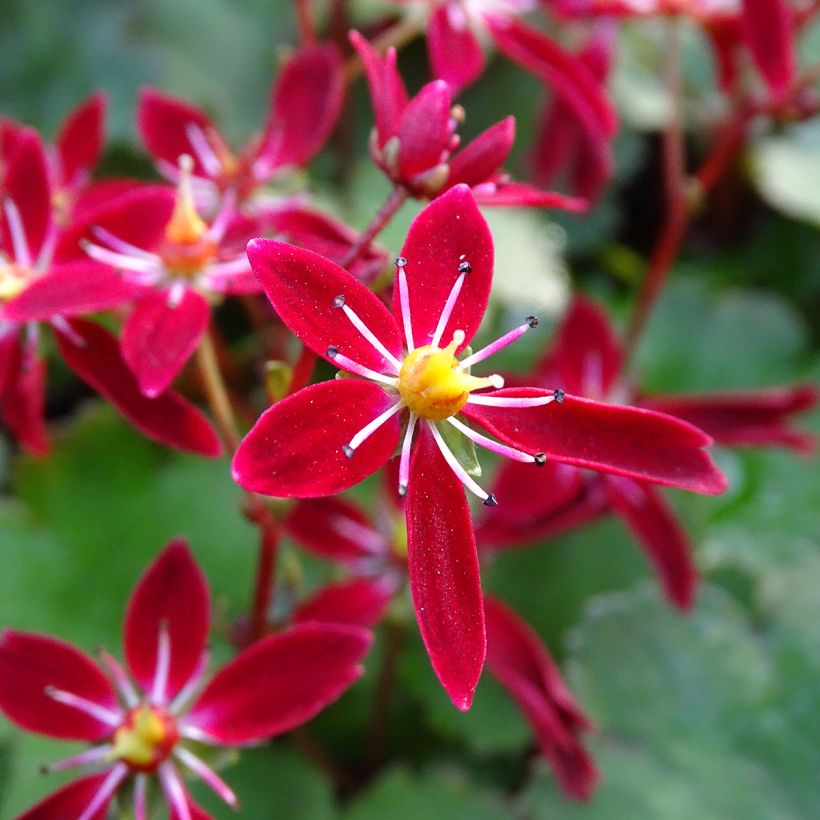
(428, 5), (486, 95)
(247, 238), (403, 372)
(294, 577), (395, 629)
(393, 185), (493, 349)
(462, 389), (727, 494)
(0, 631), (118, 741)
(55, 318), (223, 457)
(741, 0), (796, 98)
(604, 475), (697, 610)
(233, 380), (400, 497)
(0, 335), (48, 456)
(447, 117), (515, 189)
(484, 597), (598, 801)
(397, 80), (452, 179)
(170, 795), (214, 820)
(185, 623), (371, 744)
(258, 44), (345, 172)
(471, 180), (587, 211)
(407, 424), (485, 711)
(286, 496), (388, 564)
(18, 772), (112, 820)
(137, 88), (218, 177)
(1, 261), (139, 322)
(640, 386), (818, 453)
(122, 288), (210, 397)
(124, 540), (210, 703)
(56, 92), (107, 189)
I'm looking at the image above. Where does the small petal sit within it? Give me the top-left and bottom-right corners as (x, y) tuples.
(232, 380), (400, 497)
(0, 630), (118, 741)
(18, 772), (113, 820)
(185, 623), (371, 744)
(294, 577), (395, 629)
(741, 0), (796, 98)
(472, 180), (587, 211)
(122, 288), (210, 397)
(397, 80), (453, 179)
(0, 336), (48, 456)
(57, 92), (107, 189)
(393, 185), (493, 349)
(428, 5), (486, 95)
(462, 389), (727, 494)
(55, 318), (223, 457)
(124, 540), (210, 703)
(447, 117), (515, 189)
(407, 424), (485, 711)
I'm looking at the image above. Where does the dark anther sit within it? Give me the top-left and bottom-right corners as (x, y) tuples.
(483, 493), (499, 507)
(526, 315), (539, 328)
(395, 256), (408, 268)
(534, 453), (547, 466)
(326, 345), (339, 358)
(332, 294), (345, 308)
(397, 483), (407, 497)
(458, 260), (472, 274)
(553, 389), (565, 404)
(342, 444), (355, 458)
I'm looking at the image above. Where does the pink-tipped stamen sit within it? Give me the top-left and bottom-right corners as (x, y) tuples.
(97, 647), (139, 708)
(50, 316), (88, 348)
(398, 413), (418, 496)
(327, 349), (398, 386)
(42, 744), (113, 774)
(331, 516), (387, 554)
(134, 773), (148, 820)
(169, 651), (210, 714)
(44, 687), (121, 726)
(427, 421), (493, 504)
(431, 271), (466, 348)
(344, 400), (405, 455)
(91, 226), (161, 262)
(77, 762), (129, 820)
(201, 256), (251, 291)
(3, 199), (32, 266)
(82, 242), (163, 276)
(179, 725), (215, 744)
(396, 261), (415, 351)
(174, 746), (238, 807)
(459, 317), (538, 369)
(336, 298), (401, 373)
(467, 393), (558, 408)
(184, 123), (224, 178)
(167, 281), (187, 309)
(159, 762), (192, 820)
(150, 621), (172, 706)
(446, 415), (537, 464)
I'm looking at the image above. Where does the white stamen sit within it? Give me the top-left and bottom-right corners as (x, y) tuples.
(49, 316), (88, 348)
(169, 651), (210, 714)
(158, 762), (192, 820)
(3, 199), (32, 266)
(179, 725), (215, 744)
(328, 350), (398, 386)
(134, 774), (148, 820)
(201, 256), (251, 290)
(97, 648), (139, 708)
(446, 415), (537, 463)
(174, 746), (238, 806)
(431, 271), (466, 348)
(185, 123), (223, 178)
(150, 621), (172, 706)
(345, 401), (405, 454)
(427, 421), (491, 502)
(398, 413), (418, 496)
(77, 762), (129, 820)
(82, 242), (162, 275)
(331, 517), (386, 554)
(42, 744), (113, 773)
(44, 687), (121, 726)
(91, 226), (161, 262)
(459, 319), (536, 369)
(34, 224), (59, 272)
(466, 393), (557, 408)
(340, 302), (402, 373)
(207, 187), (237, 243)
(397, 265), (415, 351)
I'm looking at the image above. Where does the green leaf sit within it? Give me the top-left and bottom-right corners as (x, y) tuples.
(436, 419), (481, 478)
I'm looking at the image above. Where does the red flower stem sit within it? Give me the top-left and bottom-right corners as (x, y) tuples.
(339, 186), (408, 270)
(367, 619), (405, 771)
(196, 329), (241, 453)
(295, 0), (317, 44)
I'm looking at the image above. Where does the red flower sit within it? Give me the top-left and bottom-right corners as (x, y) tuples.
(0, 540), (371, 820)
(232, 185), (725, 709)
(350, 31), (586, 211)
(480, 297), (816, 609)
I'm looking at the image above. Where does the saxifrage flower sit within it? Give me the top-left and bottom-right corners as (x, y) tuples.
(232, 184), (726, 710)
(0, 540), (371, 820)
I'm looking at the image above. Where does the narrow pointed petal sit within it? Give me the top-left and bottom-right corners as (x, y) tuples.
(169, 795), (214, 820)
(294, 577), (395, 629)
(1, 261), (139, 322)
(55, 318), (223, 457)
(124, 540), (210, 703)
(286, 496), (388, 564)
(428, 5), (486, 95)
(407, 424), (485, 711)
(0, 630), (118, 741)
(447, 117), (515, 189)
(0, 337), (48, 456)
(462, 389), (727, 494)
(137, 88), (219, 177)
(185, 623), (372, 744)
(397, 80), (452, 179)
(640, 386), (818, 453)
(18, 772), (113, 820)
(233, 380), (400, 497)
(485, 597), (598, 801)
(393, 185), (493, 349)
(472, 181), (587, 211)
(246, 238), (403, 371)
(604, 475), (698, 610)
(258, 44), (345, 172)
(741, 0), (796, 98)
(2, 129), (51, 260)
(57, 92), (107, 188)
(122, 288), (210, 397)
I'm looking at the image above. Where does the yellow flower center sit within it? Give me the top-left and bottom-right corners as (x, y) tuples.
(0, 259), (32, 302)
(111, 705), (179, 771)
(397, 332), (501, 421)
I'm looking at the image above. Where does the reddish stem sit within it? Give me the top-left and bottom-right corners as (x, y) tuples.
(246, 499), (282, 642)
(295, 0), (317, 44)
(339, 186), (408, 270)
